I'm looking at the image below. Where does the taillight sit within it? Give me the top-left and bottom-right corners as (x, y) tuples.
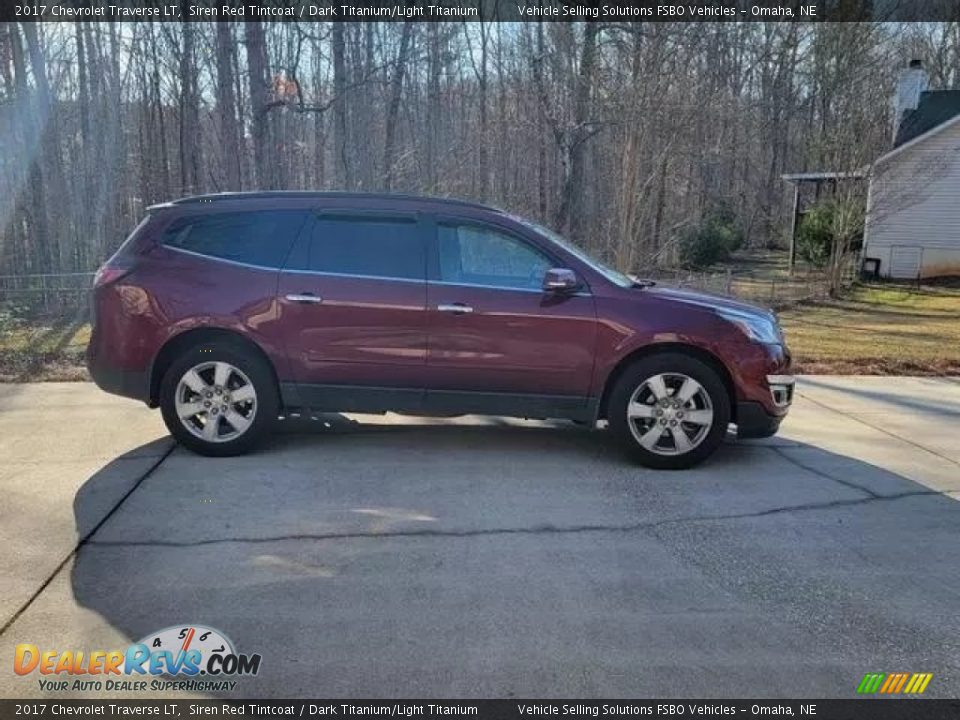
(93, 259), (134, 288)
(93, 213), (153, 288)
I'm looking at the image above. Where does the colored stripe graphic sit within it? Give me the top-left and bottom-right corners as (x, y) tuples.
(882, 673), (909, 693)
(905, 673), (933, 694)
(857, 673), (886, 693)
(858, 672), (932, 694)
(879, 674), (897, 693)
(893, 673), (910, 693)
(857, 673), (885, 693)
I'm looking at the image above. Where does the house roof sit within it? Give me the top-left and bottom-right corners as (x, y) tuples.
(781, 171), (866, 183)
(895, 90), (960, 147)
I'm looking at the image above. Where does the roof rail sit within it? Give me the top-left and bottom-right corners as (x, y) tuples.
(169, 190), (498, 211)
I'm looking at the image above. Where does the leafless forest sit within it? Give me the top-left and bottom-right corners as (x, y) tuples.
(1, 20), (958, 277)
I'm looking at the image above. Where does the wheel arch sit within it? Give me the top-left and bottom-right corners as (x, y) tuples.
(148, 327), (280, 407)
(597, 343), (737, 422)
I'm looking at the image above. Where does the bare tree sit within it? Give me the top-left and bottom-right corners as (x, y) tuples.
(1, 20), (950, 282)
(383, 21), (414, 191)
(216, 22), (242, 191)
(245, 20), (271, 189)
(331, 22), (351, 188)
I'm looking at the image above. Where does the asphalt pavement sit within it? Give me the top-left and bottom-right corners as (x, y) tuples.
(1, 377), (959, 698)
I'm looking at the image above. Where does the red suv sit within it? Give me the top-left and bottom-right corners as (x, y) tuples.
(88, 192), (793, 469)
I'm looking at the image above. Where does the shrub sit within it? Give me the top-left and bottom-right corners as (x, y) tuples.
(796, 199), (865, 268)
(796, 203), (834, 267)
(679, 208), (744, 268)
(0, 301), (32, 334)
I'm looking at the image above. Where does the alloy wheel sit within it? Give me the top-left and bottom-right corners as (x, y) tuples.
(626, 372), (714, 456)
(174, 361), (258, 443)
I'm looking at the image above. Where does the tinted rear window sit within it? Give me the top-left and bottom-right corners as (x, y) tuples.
(294, 216), (424, 281)
(162, 210), (309, 268)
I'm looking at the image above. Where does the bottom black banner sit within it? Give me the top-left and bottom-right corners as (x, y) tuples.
(2, 700), (960, 720)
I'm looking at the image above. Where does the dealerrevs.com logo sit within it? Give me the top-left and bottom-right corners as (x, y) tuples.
(14, 624), (261, 693)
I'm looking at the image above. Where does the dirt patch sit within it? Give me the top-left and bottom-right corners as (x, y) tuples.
(0, 351), (89, 382)
(0, 305), (91, 382)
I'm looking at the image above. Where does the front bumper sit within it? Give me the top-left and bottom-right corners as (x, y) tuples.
(736, 401), (785, 438)
(736, 373), (795, 439)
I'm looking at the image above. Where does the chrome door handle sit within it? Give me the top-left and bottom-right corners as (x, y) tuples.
(437, 303), (473, 314)
(285, 293), (323, 304)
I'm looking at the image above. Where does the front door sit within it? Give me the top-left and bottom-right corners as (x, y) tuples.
(277, 211), (428, 411)
(425, 220), (597, 415)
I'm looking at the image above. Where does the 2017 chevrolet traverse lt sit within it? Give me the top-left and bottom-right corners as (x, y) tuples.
(87, 192), (793, 469)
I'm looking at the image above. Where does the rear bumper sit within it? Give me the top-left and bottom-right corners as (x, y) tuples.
(87, 351), (150, 404)
(86, 289), (152, 404)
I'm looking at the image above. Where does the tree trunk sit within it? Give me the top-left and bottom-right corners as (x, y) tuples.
(10, 25), (48, 272)
(383, 21), (413, 191)
(149, 24), (171, 201)
(555, 21), (599, 241)
(356, 23), (375, 189)
(245, 21), (270, 189)
(426, 25), (440, 192)
(332, 22), (351, 188)
(105, 22), (126, 259)
(179, 17), (203, 194)
(215, 22), (242, 190)
(477, 23), (489, 200)
(18, 23), (55, 271)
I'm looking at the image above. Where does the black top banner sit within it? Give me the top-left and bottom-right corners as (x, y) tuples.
(2, 700), (960, 720)
(5, 0), (960, 23)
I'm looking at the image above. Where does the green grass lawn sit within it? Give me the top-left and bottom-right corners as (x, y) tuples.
(779, 283), (960, 375)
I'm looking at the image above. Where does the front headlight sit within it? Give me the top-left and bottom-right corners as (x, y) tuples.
(716, 308), (782, 344)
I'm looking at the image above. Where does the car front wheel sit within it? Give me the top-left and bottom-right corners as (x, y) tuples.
(608, 353), (731, 469)
(159, 342), (278, 457)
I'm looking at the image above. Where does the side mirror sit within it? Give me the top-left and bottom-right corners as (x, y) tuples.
(542, 268), (580, 293)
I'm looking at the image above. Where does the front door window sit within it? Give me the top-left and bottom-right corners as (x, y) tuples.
(437, 224), (552, 290)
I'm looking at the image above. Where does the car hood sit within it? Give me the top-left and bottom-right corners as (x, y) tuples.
(642, 284), (775, 319)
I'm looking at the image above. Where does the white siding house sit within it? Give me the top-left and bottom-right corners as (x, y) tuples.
(862, 64), (960, 280)
(863, 115), (960, 279)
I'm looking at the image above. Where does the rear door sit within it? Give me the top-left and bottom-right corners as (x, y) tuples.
(424, 218), (597, 413)
(277, 211), (429, 411)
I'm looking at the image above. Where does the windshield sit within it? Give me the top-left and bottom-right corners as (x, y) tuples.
(513, 217), (634, 288)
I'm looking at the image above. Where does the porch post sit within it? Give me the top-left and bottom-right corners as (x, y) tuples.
(787, 181), (801, 275)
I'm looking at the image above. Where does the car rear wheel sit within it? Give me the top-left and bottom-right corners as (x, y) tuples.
(159, 342), (278, 457)
(608, 353), (731, 469)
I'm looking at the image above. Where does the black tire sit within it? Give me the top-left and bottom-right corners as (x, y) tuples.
(607, 352), (731, 470)
(159, 340), (279, 457)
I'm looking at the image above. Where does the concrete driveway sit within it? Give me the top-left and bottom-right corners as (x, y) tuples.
(1, 377), (959, 698)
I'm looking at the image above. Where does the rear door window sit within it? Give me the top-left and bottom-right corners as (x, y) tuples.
(162, 210), (309, 268)
(291, 215), (425, 281)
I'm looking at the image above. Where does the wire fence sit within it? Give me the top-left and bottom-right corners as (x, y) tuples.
(0, 272), (95, 315)
(645, 265), (855, 309)
(0, 273), (93, 380)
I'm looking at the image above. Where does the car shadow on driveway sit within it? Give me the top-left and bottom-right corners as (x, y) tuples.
(68, 418), (960, 698)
